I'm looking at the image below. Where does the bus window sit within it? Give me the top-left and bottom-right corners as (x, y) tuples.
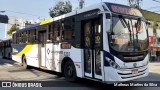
(30, 29), (34, 43)
(61, 18), (74, 41)
(22, 31), (27, 43)
(12, 34), (15, 44)
(53, 22), (60, 43)
(28, 30), (31, 43)
(26, 29), (37, 44)
(62, 31), (73, 40)
(33, 29), (37, 43)
(38, 31), (46, 47)
(47, 24), (53, 43)
(16, 33), (19, 44)
(15, 33), (18, 44)
(25, 31), (27, 43)
(19, 32), (22, 44)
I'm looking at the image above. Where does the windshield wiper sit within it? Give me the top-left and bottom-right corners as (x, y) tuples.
(135, 18), (141, 44)
(127, 21), (133, 46)
(118, 15), (132, 44)
(130, 19), (135, 50)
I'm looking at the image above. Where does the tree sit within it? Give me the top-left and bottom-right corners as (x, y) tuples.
(141, 10), (160, 33)
(49, 0), (72, 18)
(7, 25), (19, 35)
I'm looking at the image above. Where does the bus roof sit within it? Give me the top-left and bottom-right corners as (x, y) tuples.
(15, 18), (54, 33)
(16, 23), (40, 33)
(14, 2), (143, 34)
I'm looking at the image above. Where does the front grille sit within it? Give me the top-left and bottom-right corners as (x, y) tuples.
(109, 46), (148, 62)
(121, 73), (145, 79)
(117, 65), (148, 79)
(121, 52), (146, 62)
(123, 55), (144, 62)
(118, 68), (147, 75)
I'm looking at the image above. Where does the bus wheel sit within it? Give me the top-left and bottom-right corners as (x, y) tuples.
(64, 61), (77, 82)
(22, 56), (28, 69)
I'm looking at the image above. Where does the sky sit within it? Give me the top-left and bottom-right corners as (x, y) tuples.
(0, 0), (160, 39)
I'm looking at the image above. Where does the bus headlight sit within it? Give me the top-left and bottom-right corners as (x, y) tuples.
(106, 57), (120, 70)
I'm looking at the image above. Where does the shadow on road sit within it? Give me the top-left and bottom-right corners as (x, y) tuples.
(0, 59), (16, 65)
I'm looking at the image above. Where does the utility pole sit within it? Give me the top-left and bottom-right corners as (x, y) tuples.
(78, 0), (85, 9)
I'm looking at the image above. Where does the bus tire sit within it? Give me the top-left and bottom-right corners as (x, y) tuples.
(64, 60), (77, 82)
(22, 56), (28, 69)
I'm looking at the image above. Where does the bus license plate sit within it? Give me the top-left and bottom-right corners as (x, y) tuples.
(132, 69), (138, 74)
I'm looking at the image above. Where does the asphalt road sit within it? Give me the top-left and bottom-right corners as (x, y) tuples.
(0, 58), (160, 90)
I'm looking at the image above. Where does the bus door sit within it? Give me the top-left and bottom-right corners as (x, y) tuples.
(38, 31), (47, 67)
(83, 19), (102, 80)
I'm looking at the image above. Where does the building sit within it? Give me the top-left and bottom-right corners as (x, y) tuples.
(141, 10), (160, 62)
(4, 16), (38, 39)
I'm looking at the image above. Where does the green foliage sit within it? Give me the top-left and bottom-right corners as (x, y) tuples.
(49, 1), (72, 18)
(141, 10), (160, 33)
(7, 25), (19, 35)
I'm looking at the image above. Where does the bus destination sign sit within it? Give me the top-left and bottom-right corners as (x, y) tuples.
(106, 3), (143, 17)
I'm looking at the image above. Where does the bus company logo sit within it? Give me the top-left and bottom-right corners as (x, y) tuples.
(133, 63), (137, 68)
(47, 48), (50, 55)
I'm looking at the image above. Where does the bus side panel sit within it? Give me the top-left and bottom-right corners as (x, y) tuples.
(12, 55), (21, 63)
(25, 44), (39, 67)
(45, 43), (55, 70)
(61, 47), (83, 78)
(12, 44), (26, 63)
(12, 44), (39, 67)
(45, 43), (83, 78)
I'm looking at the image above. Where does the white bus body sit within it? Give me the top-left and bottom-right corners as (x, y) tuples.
(11, 2), (149, 83)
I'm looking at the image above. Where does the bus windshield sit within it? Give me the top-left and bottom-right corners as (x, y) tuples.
(110, 15), (148, 52)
